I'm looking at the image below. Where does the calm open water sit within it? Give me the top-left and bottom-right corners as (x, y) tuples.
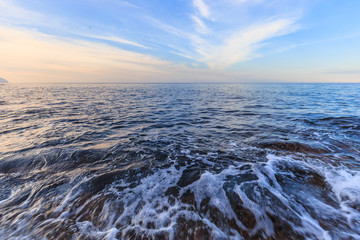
(0, 83), (360, 240)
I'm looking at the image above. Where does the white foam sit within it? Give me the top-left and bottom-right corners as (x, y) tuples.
(96, 154), (360, 239)
(2, 150), (360, 239)
(265, 154), (360, 239)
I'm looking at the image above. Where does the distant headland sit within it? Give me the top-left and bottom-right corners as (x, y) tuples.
(0, 78), (8, 84)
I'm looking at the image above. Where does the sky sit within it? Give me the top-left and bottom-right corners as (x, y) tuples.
(0, 0), (360, 83)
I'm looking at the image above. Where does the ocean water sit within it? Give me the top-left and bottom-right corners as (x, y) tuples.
(0, 83), (360, 240)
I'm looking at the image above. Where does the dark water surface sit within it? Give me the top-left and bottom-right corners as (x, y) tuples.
(0, 83), (360, 240)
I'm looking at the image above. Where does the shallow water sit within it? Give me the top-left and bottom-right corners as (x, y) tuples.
(0, 83), (360, 239)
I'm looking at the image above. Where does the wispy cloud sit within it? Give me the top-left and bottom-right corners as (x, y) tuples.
(0, 25), (247, 83)
(147, 17), (193, 39)
(191, 15), (209, 34)
(80, 34), (148, 48)
(0, 0), (319, 82)
(113, 0), (141, 9)
(200, 18), (298, 69)
(0, 25), (170, 82)
(1, 0), (304, 70)
(0, 0), (43, 24)
(186, 0), (303, 69)
(193, 0), (211, 19)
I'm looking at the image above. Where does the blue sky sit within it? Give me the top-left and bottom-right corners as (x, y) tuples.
(0, 0), (359, 83)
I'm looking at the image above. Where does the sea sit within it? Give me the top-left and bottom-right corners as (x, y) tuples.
(0, 83), (359, 240)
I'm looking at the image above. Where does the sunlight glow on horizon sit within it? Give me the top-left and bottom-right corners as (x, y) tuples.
(0, 0), (360, 83)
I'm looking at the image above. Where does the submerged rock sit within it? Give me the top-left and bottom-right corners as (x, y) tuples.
(258, 141), (329, 154)
(177, 168), (202, 187)
(174, 216), (212, 240)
